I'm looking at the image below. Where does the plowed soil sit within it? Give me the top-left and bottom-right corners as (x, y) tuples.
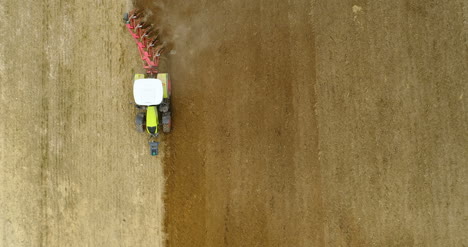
(137, 0), (467, 246)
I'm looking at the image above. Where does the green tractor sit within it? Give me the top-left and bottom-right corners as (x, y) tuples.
(133, 73), (172, 155)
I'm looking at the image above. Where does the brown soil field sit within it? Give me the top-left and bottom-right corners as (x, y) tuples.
(0, 0), (467, 246)
(1, 0), (165, 246)
(137, 0), (468, 246)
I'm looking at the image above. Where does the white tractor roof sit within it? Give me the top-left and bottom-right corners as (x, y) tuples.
(133, 78), (163, 106)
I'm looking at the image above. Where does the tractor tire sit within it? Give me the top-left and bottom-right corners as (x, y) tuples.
(123, 12), (129, 23)
(163, 123), (171, 133)
(159, 100), (170, 113)
(162, 112), (171, 133)
(135, 112), (146, 132)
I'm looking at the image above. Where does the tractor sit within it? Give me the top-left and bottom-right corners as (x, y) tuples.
(133, 73), (172, 156)
(123, 9), (172, 156)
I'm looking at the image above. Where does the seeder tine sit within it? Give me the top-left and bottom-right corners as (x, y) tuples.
(149, 35), (160, 47)
(143, 27), (154, 37)
(129, 10), (143, 21)
(147, 29), (161, 41)
(132, 9), (144, 18)
(135, 21), (146, 30)
(145, 27), (160, 40)
(154, 43), (166, 57)
(140, 22), (152, 30)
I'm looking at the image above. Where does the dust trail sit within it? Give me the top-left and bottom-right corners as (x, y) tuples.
(135, 0), (215, 71)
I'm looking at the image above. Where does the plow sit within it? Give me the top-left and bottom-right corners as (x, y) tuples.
(123, 9), (171, 156)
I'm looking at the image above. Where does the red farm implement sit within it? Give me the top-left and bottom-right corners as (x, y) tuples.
(123, 9), (165, 76)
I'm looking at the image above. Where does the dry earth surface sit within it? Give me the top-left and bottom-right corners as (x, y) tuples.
(137, 0), (468, 246)
(1, 0), (165, 246)
(0, 0), (467, 247)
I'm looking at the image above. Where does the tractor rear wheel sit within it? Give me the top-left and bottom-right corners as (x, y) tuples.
(162, 112), (171, 133)
(123, 12), (129, 23)
(163, 123), (171, 133)
(159, 99), (170, 113)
